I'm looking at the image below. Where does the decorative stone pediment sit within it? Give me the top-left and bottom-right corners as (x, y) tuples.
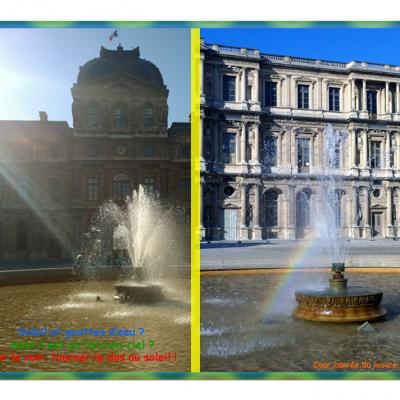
(370, 204), (386, 210)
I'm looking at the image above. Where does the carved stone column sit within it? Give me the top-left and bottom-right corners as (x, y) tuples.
(351, 79), (356, 110)
(213, 120), (219, 168)
(397, 132), (400, 171)
(200, 177), (205, 240)
(396, 83), (400, 114)
(287, 184), (296, 239)
(277, 133), (282, 168)
(350, 186), (359, 239)
(252, 184), (262, 239)
(362, 187), (371, 238)
(386, 187), (394, 238)
(241, 68), (246, 103)
(385, 133), (391, 169)
(286, 74), (291, 108)
(362, 130), (369, 169)
(200, 110), (205, 171)
(385, 82), (390, 114)
(318, 77), (323, 109)
(362, 80), (367, 111)
(240, 184), (248, 240)
(240, 121), (247, 165)
(253, 69), (259, 103)
(200, 53), (204, 97)
(213, 65), (220, 101)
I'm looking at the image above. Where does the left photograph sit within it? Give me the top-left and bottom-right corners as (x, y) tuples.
(0, 27), (191, 372)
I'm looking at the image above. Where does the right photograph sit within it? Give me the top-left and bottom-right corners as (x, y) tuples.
(200, 27), (400, 372)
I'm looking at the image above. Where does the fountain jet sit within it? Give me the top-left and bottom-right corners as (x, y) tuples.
(293, 124), (387, 322)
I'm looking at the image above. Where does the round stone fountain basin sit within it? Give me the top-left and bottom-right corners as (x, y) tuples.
(293, 286), (387, 322)
(114, 284), (164, 303)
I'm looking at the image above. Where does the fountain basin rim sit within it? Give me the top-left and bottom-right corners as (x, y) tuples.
(295, 286), (384, 297)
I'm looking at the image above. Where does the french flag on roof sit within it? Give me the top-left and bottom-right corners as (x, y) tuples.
(109, 30), (119, 42)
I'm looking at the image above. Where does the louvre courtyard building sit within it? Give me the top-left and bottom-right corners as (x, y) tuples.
(200, 40), (400, 241)
(0, 45), (190, 260)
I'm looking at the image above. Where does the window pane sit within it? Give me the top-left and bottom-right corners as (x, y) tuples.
(265, 82), (277, 107)
(222, 133), (236, 164)
(262, 136), (277, 167)
(144, 177), (155, 195)
(114, 105), (127, 128)
(329, 88), (340, 111)
(143, 104), (153, 127)
(88, 177), (99, 201)
(88, 104), (99, 128)
(223, 75), (236, 102)
(367, 91), (377, 114)
(298, 85), (309, 109)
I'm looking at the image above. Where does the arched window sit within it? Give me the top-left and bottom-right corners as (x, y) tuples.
(87, 103), (99, 128)
(296, 189), (311, 228)
(265, 190), (279, 227)
(143, 103), (154, 128)
(330, 189), (344, 227)
(16, 221), (28, 251)
(113, 103), (128, 129)
(112, 174), (131, 201)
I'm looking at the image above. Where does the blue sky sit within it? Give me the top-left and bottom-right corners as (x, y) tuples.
(0, 28), (190, 126)
(201, 28), (400, 65)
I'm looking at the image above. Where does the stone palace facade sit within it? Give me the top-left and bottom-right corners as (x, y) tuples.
(200, 40), (400, 241)
(0, 45), (190, 260)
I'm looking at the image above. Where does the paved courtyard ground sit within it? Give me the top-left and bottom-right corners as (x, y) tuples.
(201, 239), (400, 270)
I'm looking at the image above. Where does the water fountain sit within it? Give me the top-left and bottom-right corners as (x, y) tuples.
(293, 124), (387, 322)
(86, 185), (177, 303)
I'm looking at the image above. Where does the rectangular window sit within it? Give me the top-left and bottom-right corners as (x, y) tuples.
(262, 136), (277, 167)
(223, 75), (236, 102)
(88, 177), (99, 201)
(144, 145), (155, 157)
(49, 178), (61, 203)
(297, 138), (310, 172)
(144, 177), (155, 195)
(329, 87), (340, 111)
(370, 141), (381, 169)
(367, 90), (377, 115)
(265, 81), (277, 107)
(222, 133), (236, 164)
(297, 85), (309, 109)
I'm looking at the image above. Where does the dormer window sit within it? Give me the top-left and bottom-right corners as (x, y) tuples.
(114, 104), (127, 129)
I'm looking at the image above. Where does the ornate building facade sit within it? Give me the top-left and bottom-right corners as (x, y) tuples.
(0, 45), (190, 260)
(200, 40), (400, 241)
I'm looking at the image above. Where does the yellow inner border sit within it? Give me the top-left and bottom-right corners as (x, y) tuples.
(190, 28), (201, 373)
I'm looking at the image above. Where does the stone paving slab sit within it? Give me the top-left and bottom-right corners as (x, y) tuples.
(200, 239), (400, 270)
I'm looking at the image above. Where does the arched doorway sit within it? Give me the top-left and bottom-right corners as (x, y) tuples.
(296, 189), (311, 238)
(263, 189), (281, 239)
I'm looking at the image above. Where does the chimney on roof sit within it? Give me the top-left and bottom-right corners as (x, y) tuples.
(39, 111), (48, 122)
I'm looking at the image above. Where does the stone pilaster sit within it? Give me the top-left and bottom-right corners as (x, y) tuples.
(386, 187), (394, 238)
(361, 187), (371, 238)
(200, 110), (205, 172)
(240, 121), (247, 166)
(200, 177), (205, 240)
(252, 184), (262, 239)
(287, 184), (296, 239)
(240, 184), (249, 240)
(362, 80), (367, 111)
(241, 68), (246, 104)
